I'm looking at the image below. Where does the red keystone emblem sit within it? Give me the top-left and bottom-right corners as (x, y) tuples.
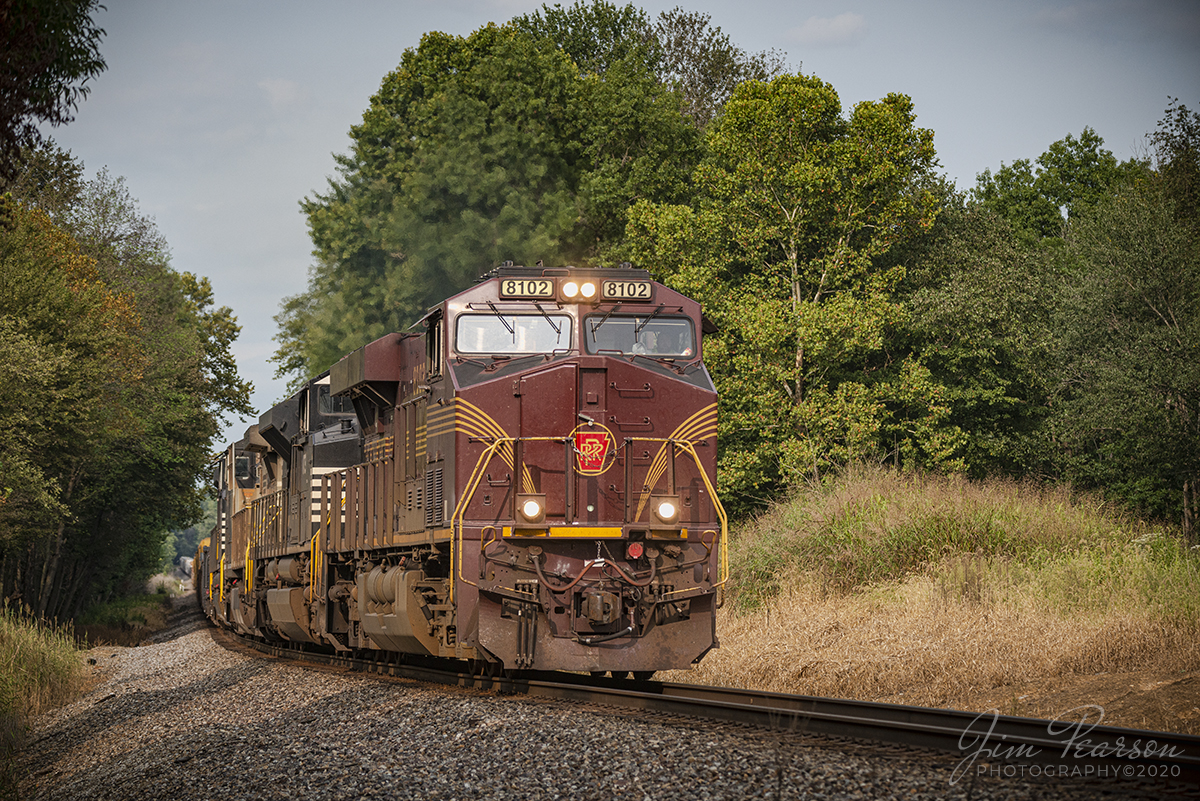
(574, 427), (614, 475)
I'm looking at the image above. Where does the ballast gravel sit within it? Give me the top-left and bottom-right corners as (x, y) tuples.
(18, 605), (1165, 800)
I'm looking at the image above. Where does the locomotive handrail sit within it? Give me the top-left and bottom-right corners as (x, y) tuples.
(310, 489), (348, 605)
(678, 440), (728, 588)
(244, 495), (282, 594)
(451, 434), (728, 596)
(451, 438), (511, 603)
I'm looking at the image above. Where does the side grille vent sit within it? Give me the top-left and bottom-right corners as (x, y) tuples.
(424, 468), (444, 526)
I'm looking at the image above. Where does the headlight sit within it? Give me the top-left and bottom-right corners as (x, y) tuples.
(651, 495), (680, 524)
(517, 494), (546, 523)
(561, 281), (580, 299)
(579, 281), (597, 299)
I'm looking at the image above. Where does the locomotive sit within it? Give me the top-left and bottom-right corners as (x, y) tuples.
(196, 263), (725, 676)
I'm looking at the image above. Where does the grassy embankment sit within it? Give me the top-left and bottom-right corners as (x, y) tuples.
(0, 589), (176, 797)
(74, 589), (175, 647)
(664, 465), (1200, 716)
(0, 607), (86, 799)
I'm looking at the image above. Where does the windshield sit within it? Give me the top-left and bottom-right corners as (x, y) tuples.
(584, 315), (695, 358)
(456, 313), (572, 355)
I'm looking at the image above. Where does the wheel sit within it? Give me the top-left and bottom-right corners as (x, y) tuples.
(631, 671), (655, 682)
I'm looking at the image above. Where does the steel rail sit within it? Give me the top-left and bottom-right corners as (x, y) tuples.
(223, 629), (1200, 792)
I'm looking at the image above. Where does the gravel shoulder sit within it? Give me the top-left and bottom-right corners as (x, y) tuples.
(19, 601), (1168, 800)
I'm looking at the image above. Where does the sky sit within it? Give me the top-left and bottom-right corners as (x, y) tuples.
(38, 0), (1200, 446)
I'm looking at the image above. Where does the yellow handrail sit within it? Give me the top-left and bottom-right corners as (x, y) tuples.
(450, 439), (508, 604)
(309, 482), (348, 604)
(677, 440), (729, 587)
(244, 496), (281, 594)
(449, 435), (729, 595)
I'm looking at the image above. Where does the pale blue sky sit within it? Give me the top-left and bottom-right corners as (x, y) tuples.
(39, 0), (1200, 443)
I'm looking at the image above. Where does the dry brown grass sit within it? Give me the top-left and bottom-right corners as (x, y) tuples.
(665, 575), (1200, 710)
(673, 465), (1200, 722)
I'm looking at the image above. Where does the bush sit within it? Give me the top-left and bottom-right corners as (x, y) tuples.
(728, 464), (1199, 621)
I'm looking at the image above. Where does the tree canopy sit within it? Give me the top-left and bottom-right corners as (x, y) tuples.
(270, 3), (1198, 537)
(0, 0), (106, 180)
(624, 75), (946, 510)
(1, 146), (253, 618)
(274, 3), (781, 384)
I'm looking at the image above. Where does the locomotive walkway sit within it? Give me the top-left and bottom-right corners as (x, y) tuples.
(17, 600), (1195, 800)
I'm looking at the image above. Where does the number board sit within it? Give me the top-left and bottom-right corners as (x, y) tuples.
(499, 278), (554, 299)
(601, 280), (652, 301)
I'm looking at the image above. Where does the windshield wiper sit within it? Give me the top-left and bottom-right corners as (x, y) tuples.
(634, 304), (664, 335)
(589, 303), (621, 337)
(533, 302), (562, 339)
(485, 301), (515, 335)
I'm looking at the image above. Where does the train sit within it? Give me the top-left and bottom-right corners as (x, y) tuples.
(196, 262), (725, 677)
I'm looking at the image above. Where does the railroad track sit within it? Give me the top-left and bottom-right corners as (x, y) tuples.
(215, 627), (1200, 795)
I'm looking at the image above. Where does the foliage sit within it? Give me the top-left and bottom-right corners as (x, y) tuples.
(1151, 98), (1200, 226)
(275, 3), (779, 384)
(512, 2), (786, 129)
(1052, 177), (1200, 530)
(0, 0), (106, 180)
(971, 127), (1143, 239)
(960, 106), (1200, 535)
(899, 194), (1059, 478)
(626, 74), (943, 513)
(0, 147), (252, 620)
(651, 8), (787, 129)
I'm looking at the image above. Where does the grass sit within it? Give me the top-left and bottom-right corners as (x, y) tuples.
(75, 592), (174, 647)
(1, 590), (178, 798)
(0, 605), (86, 800)
(665, 465), (1200, 728)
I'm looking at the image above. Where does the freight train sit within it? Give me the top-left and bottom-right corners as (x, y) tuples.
(196, 263), (725, 677)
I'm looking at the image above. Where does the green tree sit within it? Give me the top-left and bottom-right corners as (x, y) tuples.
(626, 75), (943, 512)
(1053, 180), (1199, 535)
(0, 0), (106, 179)
(900, 194), (1058, 477)
(1050, 104), (1200, 538)
(276, 15), (702, 382)
(972, 127), (1141, 240)
(651, 7), (786, 129)
(1, 150), (252, 618)
(513, 2), (787, 129)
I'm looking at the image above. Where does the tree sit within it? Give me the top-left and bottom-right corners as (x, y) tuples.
(513, 2), (787, 129)
(971, 127), (1142, 240)
(651, 7), (786, 128)
(276, 14), (702, 383)
(900, 195), (1058, 478)
(1, 150), (253, 618)
(1049, 103), (1200, 538)
(1053, 180), (1200, 536)
(1151, 98), (1199, 225)
(625, 75), (944, 512)
(0, 0), (106, 179)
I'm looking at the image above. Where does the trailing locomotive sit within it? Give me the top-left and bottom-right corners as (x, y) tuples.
(197, 263), (725, 676)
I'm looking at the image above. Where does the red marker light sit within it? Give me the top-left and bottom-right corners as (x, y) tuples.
(627, 542), (644, 560)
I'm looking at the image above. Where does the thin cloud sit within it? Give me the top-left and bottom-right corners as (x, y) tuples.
(790, 12), (867, 47)
(258, 78), (305, 110)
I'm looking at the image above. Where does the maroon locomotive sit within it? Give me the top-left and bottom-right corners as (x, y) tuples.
(198, 263), (725, 677)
